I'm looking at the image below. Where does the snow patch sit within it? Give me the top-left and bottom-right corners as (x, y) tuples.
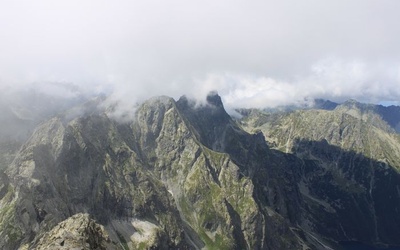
(108, 218), (160, 247)
(130, 219), (159, 243)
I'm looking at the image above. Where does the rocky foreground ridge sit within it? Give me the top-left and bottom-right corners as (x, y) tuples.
(1, 93), (400, 249)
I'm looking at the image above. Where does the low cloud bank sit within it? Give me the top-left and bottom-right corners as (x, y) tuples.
(1, 0), (400, 117)
(213, 58), (400, 111)
(2, 56), (400, 121)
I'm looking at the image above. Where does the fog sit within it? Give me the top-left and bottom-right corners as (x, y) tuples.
(1, 0), (400, 113)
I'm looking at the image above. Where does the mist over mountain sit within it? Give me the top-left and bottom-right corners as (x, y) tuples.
(1, 1), (400, 249)
(0, 92), (400, 249)
(2, 1), (400, 110)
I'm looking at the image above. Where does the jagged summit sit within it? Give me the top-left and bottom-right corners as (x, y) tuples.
(205, 91), (224, 107)
(1, 94), (400, 249)
(333, 99), (400, 133)
(177, 91), (226, 110)
(313, 99), (338, 110)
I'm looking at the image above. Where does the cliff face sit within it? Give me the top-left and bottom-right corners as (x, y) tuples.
(0, 94), (302, 250)
(1, 95), (400, 249)
(240, 100), (400, 248)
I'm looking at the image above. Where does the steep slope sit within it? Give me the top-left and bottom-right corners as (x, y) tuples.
(175, 93), (306, 249)
(0, 99), (194, 249)
(0, 89), (91, 172)
(2, 94), (400, 249)
(32, 213), (117, 250)
(240, 101), (400, 248)
(0, 94), (307, 249)
(240, 100), (400, 166)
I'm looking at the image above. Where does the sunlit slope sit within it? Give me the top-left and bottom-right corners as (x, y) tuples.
(240, 100), (400, 170)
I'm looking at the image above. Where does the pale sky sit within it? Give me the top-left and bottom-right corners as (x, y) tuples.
(1, 0), (400, 110)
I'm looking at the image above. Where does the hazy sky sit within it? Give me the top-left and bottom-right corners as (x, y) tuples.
(1, 0), (400, 110)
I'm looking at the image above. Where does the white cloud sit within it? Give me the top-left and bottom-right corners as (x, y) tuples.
(198, 57), (400, 111)
(1, 0), (400, 113)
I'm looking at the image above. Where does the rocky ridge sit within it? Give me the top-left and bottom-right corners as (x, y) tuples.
(0, 94), (400, 249)
(239, 100), (400, 249)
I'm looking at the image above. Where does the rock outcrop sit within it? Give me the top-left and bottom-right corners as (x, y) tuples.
(240, 100), (400, 249)
(32, 213), (116, 250)
(1, 94), (400, 249)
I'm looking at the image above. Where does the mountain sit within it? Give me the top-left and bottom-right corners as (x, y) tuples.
(0, 88), (90, 173)
(239, 99), (400, 249)
(1, 93), (400, 249)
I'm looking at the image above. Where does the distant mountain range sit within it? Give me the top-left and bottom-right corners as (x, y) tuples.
(1, 92), (400, 249)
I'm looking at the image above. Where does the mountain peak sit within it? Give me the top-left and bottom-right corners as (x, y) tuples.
(3, 93), (400, 249)
(313, 99), (338, 110)
(206, 91), (224, 107)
